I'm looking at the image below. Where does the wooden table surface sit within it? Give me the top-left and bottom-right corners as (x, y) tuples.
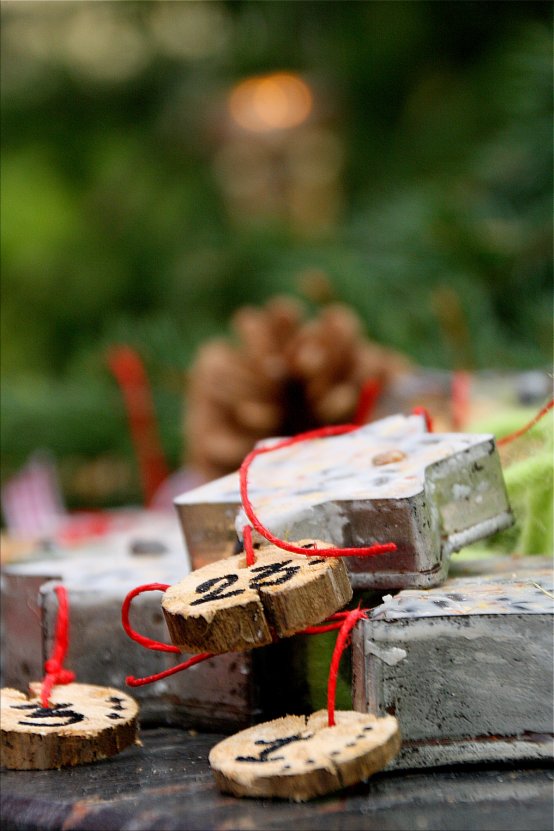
(1, 727), (553, 831)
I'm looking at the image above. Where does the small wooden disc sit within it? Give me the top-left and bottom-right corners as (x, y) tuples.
(1, 683), (140, 770)
(209, 709), (401, 801)
(162, 540), (353, 654)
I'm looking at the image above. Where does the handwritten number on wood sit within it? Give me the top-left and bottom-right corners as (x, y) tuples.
(190, 574), (244, 606)
(190, 557), (325, 605)
(11, 703), (85, 727)
(249, 560), (300, 588)
(236, 733), (312, 763)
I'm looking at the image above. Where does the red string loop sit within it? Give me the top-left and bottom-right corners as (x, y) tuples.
(107, 346), (169, 507)
(121, 581), (376, 725)
(40, 585), (76, 708)
(121, 401), (554, 717)
(239, 424), (397, 559)
(243, 524), (256, 566)
(121, 583), (180, 653)
(327, 607), (367, 727)
(411, 406), (434, 432)
(126, 652), (213, 687)
(497, 398), (553, 447)
(300, 611), (351, 635)
(354, 378), (383, 425)
(451, 371), (471, 431)
(121, 582), (215, 686)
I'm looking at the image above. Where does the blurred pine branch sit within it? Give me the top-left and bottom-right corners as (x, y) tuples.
(1, 1), (551, 508)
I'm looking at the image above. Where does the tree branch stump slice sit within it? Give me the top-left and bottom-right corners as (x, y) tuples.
(209, 710), (401, 801)
(1, 683), (140, 770)
(162, 540), (353, 654)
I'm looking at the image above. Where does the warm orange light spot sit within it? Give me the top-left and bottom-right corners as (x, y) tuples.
(229, 72), (313, 133)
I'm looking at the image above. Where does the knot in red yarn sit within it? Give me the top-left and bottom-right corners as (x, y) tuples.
(59, 669), (76, 684)
(44, 663), (75, 685)
(40, 586), (75, 707)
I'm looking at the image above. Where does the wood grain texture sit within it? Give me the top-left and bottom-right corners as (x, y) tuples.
(209, 710), (400, 801)
(254, 544), (352, 637)
(162, 541), (352, 654)
(163, 555), (268, 654)
(1, 683), (139, 770)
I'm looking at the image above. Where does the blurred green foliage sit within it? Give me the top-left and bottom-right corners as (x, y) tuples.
(1, 1), (552, 503)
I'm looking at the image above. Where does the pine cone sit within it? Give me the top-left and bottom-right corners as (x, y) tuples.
(185, 297), (411, 480)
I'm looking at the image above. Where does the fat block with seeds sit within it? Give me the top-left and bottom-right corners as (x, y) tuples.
(352, 566), (554, 768)
(176, 414), (513, 588)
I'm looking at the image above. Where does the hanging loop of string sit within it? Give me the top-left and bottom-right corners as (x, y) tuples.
(326, 607), (367, 728)
(127, 651), (214, 687)
(121, 398), (553, 709)
(411, 406), (434, 432)
(451, 371), (472, 431)
(301, 611), (353, 635)
(40, 585), (76, 708)
(243, 524), (256, 567)
(122, 583), (180, 653)
(497, 398), (553, 447)
(239, 424), (397, 564)
(354, 379), (383, 425)
(121, 583), (213, 686)
(121, 581), (368, 694)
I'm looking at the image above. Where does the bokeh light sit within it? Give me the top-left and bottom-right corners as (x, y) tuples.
(1, 0), (551, 512)
(229, 72), (313, 133)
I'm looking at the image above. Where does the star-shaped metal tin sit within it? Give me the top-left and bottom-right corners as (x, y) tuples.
(176, 414), (513, 589)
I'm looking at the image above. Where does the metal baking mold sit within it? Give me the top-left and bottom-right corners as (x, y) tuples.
(175, 413), (513, 589)
(352, 565), (554, 768)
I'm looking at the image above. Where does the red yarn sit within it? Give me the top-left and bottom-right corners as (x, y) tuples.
(411, 406), (434, 432)
(121, 581), (371, 697)
(126, 652), (213, 687)
(354, 378), (383, 425)
(122, 423), (396, 689)
(327, 607), (367, 727)
(239, 424), (397, 559)
(243, 524), (256, 566)
(40, 585), (76, 707)
(497, 398), (553, 447)
(108, 346), (169, 507)
(121, 582), (214, 686)
(451, 371), (471, 431)
(299, 611), (351, 635)
(121, 583), (180, 653)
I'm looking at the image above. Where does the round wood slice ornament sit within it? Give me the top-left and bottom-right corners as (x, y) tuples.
(162, 540), (353, 654)
(1, 682), (140, 770)
(209, 709), (401, 801)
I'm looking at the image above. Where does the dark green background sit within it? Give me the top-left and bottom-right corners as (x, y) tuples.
(1, 1), (552, 505)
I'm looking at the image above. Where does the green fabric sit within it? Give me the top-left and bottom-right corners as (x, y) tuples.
(454, 405), (553, 560)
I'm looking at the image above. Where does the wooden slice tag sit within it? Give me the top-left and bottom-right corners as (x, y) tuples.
(209, 709), (401, 801)
(162, 540), (353, 654)
(1, 683), (140, 770)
